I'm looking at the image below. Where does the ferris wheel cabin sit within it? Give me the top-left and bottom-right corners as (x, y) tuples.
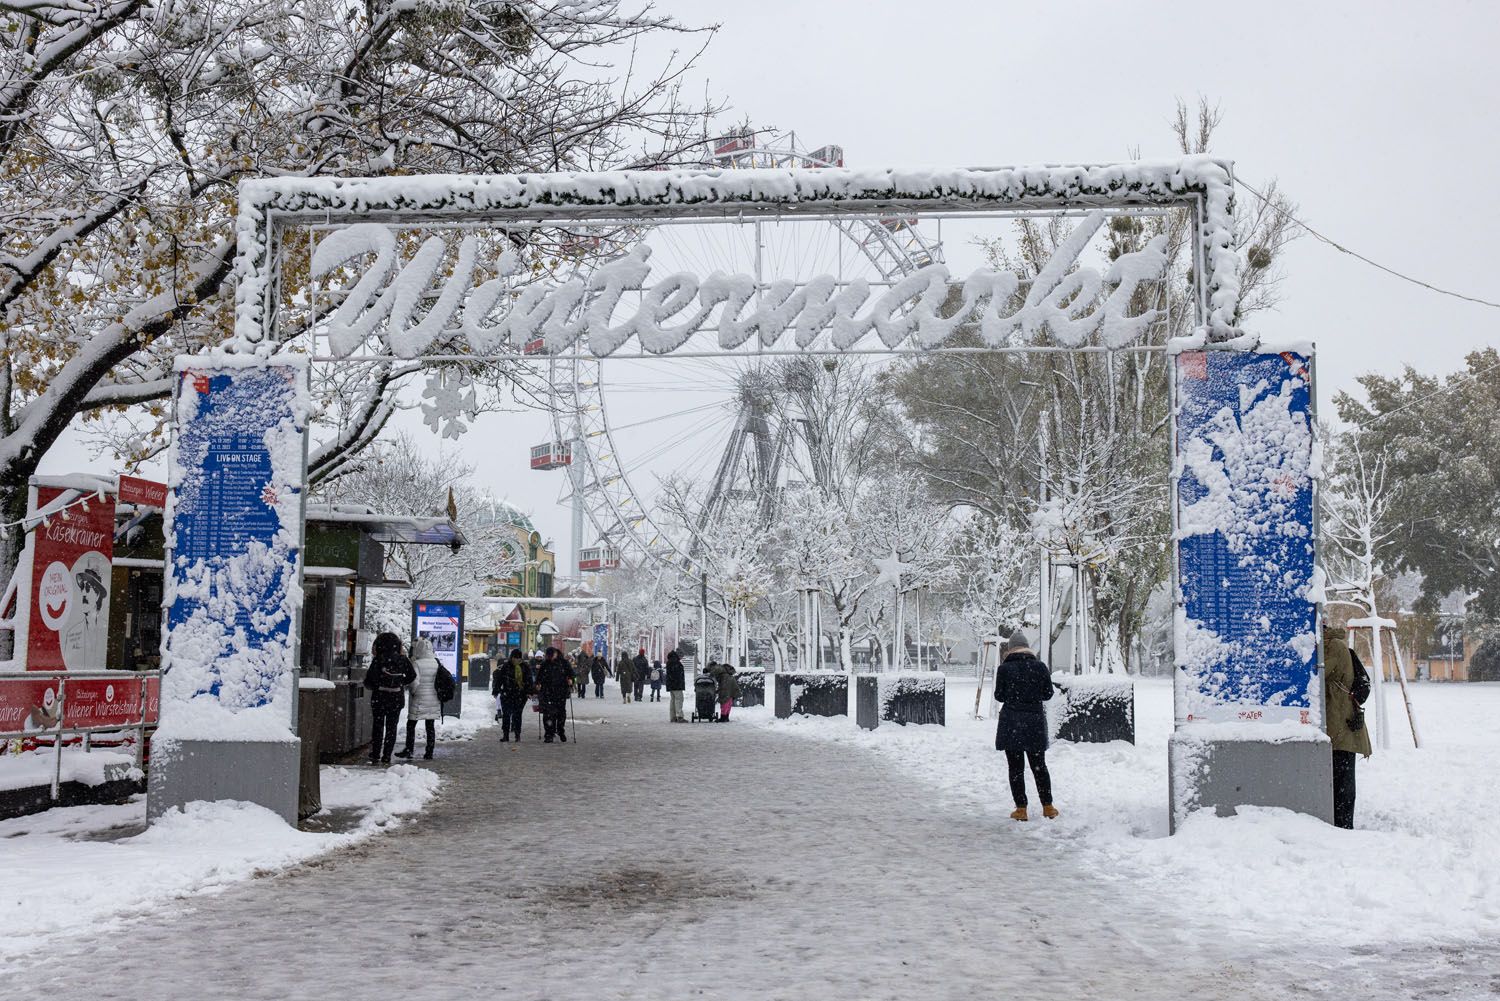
(577, 546), (621, 573)
(530, 441), (572, 470)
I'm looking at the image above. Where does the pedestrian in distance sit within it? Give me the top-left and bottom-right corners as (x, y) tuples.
(649, 659), (664, 702)
(632, 647), (649, 702)
(993, 630), (1057, 821)
(395, 637), (441, 760)
(714, 661), (739, 721)
(591, 655), (608, 699)
(616, 651), (636, 703)
(665, 650), (687, 722)
(576, 659), (589, 699)
(492, 649), (533, 744)
(537, 646), (575, 743)
(1323, 624), (1373, 829)
(363, 632), (415, 765)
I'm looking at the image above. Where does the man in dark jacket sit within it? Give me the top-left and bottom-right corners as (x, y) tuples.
(491, 649), (533, 743)
(665, 650), (687, 722)
(632, 648), (650, 702)
(536, 647), (575, 743)
(590, 655), (608, 699)
(363, 632), (416, 764)
(993, 630), (1057, 821)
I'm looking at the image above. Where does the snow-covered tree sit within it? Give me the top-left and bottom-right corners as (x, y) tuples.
(315, 431), (527, 625)
(0, 0), (715, 591)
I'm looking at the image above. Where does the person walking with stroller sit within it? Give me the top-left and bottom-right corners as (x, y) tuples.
(591, 655), (608, 699)
(491, 649), (533, 744)
(536, 647), (575, 743)
(363, 633), (415, 765)
(616, 652), (635, 703)
(665, 650), (687, 722)
(395, 638), (441, 760)
(714, 661), (739, 721)
(994, 630), (1058, 821)
(632, 648), (649, 702)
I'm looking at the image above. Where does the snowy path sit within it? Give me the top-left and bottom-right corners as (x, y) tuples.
(7, 696), (1494, 1000)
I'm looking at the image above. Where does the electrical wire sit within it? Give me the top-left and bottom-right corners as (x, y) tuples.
(1235, 176), (1500, 310)
(1351, 352), (1500, 431)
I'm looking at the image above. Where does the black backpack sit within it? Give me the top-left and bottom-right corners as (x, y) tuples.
(434, 665), (456, 703)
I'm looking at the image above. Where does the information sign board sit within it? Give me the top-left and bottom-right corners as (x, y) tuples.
(1174, 350), (1320, 725)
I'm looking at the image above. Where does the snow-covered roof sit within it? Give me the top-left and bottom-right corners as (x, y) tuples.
(303, 502), (466, 546)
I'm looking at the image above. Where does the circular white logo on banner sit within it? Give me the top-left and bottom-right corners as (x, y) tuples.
(38, 562), (71, 630)
(105, 684), (115, 703)
(43, 686), (56, 710)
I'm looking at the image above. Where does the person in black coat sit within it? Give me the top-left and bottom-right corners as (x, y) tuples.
(664, 650), (687, 722)
(632, 648), (649, 702)
(364, 632), (416, 765)
(536, 647), (576, 743)
(590, 656), (608, 699)
(993, 630), (1058, 821)
(491, 649), (533, 744)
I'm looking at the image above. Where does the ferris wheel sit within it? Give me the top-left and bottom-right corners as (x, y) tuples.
(527, 129), (945, 583)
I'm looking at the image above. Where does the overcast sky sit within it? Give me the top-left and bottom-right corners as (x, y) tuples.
(40, 0), (1500, 568)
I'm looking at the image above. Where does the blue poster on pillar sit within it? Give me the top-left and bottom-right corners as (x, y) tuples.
(163, 358), (307, 732)
(1174, 349), (1320, 726)
(593, 623), (610, 661)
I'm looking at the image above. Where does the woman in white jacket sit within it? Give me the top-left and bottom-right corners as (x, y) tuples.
(396, 638), (442, 760)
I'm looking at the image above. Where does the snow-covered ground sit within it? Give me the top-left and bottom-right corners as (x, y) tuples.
(746, 676), (1500, 949)
(0, 685), (501, 970)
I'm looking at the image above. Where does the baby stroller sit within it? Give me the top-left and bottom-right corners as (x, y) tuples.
(692, 673), (719, 722)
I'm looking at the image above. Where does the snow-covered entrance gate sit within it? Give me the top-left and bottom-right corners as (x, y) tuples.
(152, 160), (1328, 829)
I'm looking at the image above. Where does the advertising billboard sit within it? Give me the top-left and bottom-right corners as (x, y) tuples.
(412, 600), (464, 681)
(25, 484), (115, 672)
(1174, 349), (1320, 726)
(164, 361), (305, 718)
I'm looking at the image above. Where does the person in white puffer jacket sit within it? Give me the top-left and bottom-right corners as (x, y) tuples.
(396, 638), (442, 760)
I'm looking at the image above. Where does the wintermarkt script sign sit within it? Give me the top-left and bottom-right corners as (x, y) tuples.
(163, 358), (306, 733)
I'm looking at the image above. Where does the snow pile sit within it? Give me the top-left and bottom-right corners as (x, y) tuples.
(0, 763), (438, 968)
(746, 678), (1500, 949)
(0, 747), (139, 793)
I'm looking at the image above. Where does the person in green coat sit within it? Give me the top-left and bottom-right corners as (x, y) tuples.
(1323, 625), (1372, 829)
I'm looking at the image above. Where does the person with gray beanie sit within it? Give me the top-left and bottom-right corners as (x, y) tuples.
(993, 629), (1057, 821)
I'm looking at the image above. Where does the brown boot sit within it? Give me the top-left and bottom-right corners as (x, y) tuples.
(1010, 807), (1028, 822)
(1042, 804), (1059, 820)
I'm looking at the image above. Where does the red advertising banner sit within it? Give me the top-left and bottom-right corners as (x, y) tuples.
(118, 475), (167, 509)
(27, 486), (115, 671)
(0, 674), (158, 734)
(0, 676), (60, 733)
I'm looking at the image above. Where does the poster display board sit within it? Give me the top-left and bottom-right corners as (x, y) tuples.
(1173, 349), (1320, 726)
(25, 484), (115, 671)
(164, 359), (306, 723)
(0, 674), (159, 735)
(412, 601), (464, 681)
(592, 623), (610, 662)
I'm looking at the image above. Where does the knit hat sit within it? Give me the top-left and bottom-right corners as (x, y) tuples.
(1002, 629), (1030, 653)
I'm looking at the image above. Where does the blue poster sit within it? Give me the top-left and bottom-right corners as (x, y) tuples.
(593, 623), (610, 661)
(1174, 350), (1319, 725)
(164, 361), (306, 720)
